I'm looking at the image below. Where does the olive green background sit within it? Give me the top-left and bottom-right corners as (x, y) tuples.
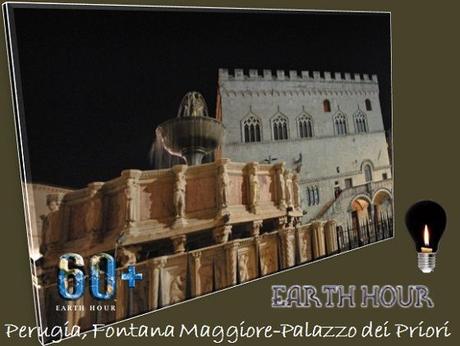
(0, 1), (459, 345)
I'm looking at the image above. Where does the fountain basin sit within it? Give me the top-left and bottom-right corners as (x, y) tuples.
(157, 116), (225, 165)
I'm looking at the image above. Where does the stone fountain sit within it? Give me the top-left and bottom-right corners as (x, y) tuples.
(156, 92), (225, 165)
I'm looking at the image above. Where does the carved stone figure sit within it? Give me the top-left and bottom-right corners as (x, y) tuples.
(218, 163), (230, 209)
(284, 170), (294, 208)
(191, 251), (202, 296)
(172, 165), (187, 226)
(277, 216), (288, 230)
(213, 225), (232, 244)
(170, 275), (185, 304)
(125, 178), (137, 227)
(224, 241), (239, 286)
(250, 220), (263, 237)
(171, 234), (186, 253)
(301, 234), (308, 256)
(117, 245), (141, 267)
(286, 230), (296, 267)
(46, 193), (64, 212)
(178, 91), (209, 117)
(275, 162), (287, 209)
(248, 163), (260, 213)
(191, 92), (206, 116)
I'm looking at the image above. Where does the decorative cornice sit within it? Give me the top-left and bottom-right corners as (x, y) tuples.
(220, 88), (378, 98)
(226, 129), (389, 147)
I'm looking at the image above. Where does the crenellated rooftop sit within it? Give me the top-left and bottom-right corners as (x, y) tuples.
(219, 68), (378, 83)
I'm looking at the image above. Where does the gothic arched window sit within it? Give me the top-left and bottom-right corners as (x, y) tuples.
(334, 113), (348, 135)
(307, 187), (313, 206)
(365, 99), (372, 111)
(298, 114), (314, 138)
(242, 114), (261, 143)
(354, 110), (368, 134)
(323, 99), (331, 112)
(364, 164), (373, 182)
(272, 114), (289, 140)
(306, 185), (320, 206)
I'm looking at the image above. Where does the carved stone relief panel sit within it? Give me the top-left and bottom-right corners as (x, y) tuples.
(324, 221), (339, 255)
(258, 233), (279, 276)
(42, 210), (63, 247)
(91, 285), (116, 325)
(194, 247), (216, 296)
(68, 201), (91, 240)
(127, 262), (150, 317)
(213, 246), (227, 290)
(106, 192), (126, 230)
(79, 285), (97, 329)
(237, 241), (258, 283)
(311, 221), (327, 259)
(115, 267), (128, 320)
(297, 226), (313, 263)
(140, 179), (174, 221)
(85, 197), (103, 239)
(159, 254), (187, 307)
(280, 228), (296, 268)
(42, 284), (66, 332)
(186, 176), (216, 213)
(228, 174), (245, 206)
(258, 173), (274, 203)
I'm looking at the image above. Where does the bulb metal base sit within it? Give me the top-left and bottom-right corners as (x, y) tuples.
(417, 252), (436, 273)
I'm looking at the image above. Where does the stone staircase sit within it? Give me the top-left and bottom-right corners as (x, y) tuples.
(316, 178), (393, 221)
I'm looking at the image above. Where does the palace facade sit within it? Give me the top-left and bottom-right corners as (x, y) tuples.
(218, 68), (393, 235)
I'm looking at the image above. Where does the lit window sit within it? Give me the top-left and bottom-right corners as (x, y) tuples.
(242, 115), (261, 143)
(272, 114), (289, 140)
(323, 99), (331, 112)
(298, 114), (313, 138)
(334, 113), (347, 135)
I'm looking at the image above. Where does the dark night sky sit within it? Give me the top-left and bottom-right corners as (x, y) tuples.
(11, 6), (391, 188)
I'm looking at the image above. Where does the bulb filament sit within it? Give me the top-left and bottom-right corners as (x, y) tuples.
(423, 225), (430, 246)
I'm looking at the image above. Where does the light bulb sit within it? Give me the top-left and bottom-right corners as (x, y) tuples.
(405, 200), (447, 273)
